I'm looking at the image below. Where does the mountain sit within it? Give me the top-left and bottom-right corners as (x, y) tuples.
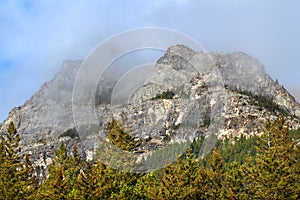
(1, 45), (300, 173)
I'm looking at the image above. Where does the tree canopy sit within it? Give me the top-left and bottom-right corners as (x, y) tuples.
(1, 117), (299, 199)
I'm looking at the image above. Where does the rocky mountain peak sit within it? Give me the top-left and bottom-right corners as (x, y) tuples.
(157, 44), (196, 70)
(1, 44), (300, 173)
(1, 60), (81, 147)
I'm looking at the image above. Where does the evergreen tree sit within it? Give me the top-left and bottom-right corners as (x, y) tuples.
(223, 161), (248, 199)
(150, 148), (200, 199)
(0, 122), (37, 199)
(67, 145), (84, 198)
(220, 135), (258, 168)
(79, 160), (142, 199)
(241, 117), (300, 199)
(133, 172), (157, 199)
(37, 143), (69, 199)
(76, 161), (99, 199)
(37, 143), (83, 199)
(204, 148), (226, 199)
(107, 118), (137, 151)
(190, 165), (210, 199)
(260, 117), (299, 199)
(94, 118), (139, 172)
(2, 117), (299, 199)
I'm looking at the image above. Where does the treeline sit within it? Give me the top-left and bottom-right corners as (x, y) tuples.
(0, 117), (299, 199)
(226, 86), (289, 115)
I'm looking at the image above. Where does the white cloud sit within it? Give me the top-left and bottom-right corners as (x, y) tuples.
(1, 0), (300, 122)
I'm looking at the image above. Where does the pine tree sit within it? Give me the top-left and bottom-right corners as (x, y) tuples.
(67, 145), (84, 198)
(241, 117), (300, 199)
(37, 143), (83, 199)
(95, 118), (139, 172)
(204, 147), (226, 199)
(37, 143), (69, 199)
(190, 165), (210, 199)
(107, 118), (137, 151)
(0, 122), (37, 199)
(259, 117), (299, 199)
(223, 161), (248, 199)
(133, 172), (157, 199)
(76, 161), (99, 199)
(150, 148), (200, 199)
(78, 160), (142, 199)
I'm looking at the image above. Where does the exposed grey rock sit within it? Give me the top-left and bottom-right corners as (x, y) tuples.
(1, 44), (300, 173)
(215, 52), (300, 116)
(1, 60), (80, 146)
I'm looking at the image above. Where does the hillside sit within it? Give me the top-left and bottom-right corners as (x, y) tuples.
(1, 45), (300, 173)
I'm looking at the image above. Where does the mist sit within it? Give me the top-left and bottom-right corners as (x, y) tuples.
(1, 0), (300, 121)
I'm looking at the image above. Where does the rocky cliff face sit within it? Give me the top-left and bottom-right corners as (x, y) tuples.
(1, 45), (300, 174)
(2, 60), (80, 145)
(215, 52), (300, 117)
(0, 60), (82, 176)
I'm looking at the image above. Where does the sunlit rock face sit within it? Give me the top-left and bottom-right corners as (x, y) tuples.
(1, 45), (300, 174)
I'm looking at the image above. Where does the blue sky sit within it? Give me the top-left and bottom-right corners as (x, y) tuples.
(1, 0), (300, 122)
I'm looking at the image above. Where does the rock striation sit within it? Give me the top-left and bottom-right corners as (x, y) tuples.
(1, 45), (300, 175)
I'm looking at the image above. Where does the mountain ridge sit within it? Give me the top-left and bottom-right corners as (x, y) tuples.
(1, 45), (299, 173)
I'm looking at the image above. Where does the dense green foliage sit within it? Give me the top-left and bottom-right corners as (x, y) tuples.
(0, 122), (37, 199)
(107, 118), (138, 151)
(151, 89), (175, 100)
(218, 135), (259, 168)
(1, 117), (299, 199)
(290, 128), (300, 141)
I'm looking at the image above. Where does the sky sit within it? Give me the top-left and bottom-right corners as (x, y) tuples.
(1, 0), (300, 122)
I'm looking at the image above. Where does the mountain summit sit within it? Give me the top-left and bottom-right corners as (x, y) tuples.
(1, 45), (300, 173)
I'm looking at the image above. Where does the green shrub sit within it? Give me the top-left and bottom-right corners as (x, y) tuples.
(151, 89), (175, 100)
